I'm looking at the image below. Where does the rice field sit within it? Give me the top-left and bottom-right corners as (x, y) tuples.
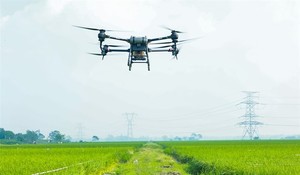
(162, 140), (300, 175)
(1, 140), (299, 175)
(0, 142), (143, 175)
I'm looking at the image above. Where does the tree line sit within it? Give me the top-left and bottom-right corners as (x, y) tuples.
(0, 128), (69, 144)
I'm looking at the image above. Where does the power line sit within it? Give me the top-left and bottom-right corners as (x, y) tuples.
(264, 124), (300, 127)
(263, 103), (300, 106)
(260, 96), (300, 99)
(141, 98), (242, 121)
(259, 116), (299, 119)
(237, 91), (263, 140)
(141, 108), (240, 122)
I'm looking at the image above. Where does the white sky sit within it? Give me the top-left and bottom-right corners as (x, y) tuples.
(1, 0), (300, 140)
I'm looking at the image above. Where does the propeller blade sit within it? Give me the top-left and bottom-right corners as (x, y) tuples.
(106, 44), (127, 47)
(151, 45), (173, 49)
(88, 52), (124, 56)
(150, 41), (171, 45)
(160, 26), (185, 33)
(150, 37), (202, 45)
(106, 29), (132, 32)
(89, 43), (127, 48)
(74, 25), (102, 31)
(150, 41), (174, 45)
(73, 25), (130, 32)
(88, 52), (107, 60)
(160, 26), (171, 31)
(88, 52), (104, 56)
(177, 37), (202, 43)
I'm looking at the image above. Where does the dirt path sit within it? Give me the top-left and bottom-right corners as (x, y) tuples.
(110, 142), (188, 175)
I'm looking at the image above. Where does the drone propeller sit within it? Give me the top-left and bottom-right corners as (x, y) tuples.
(106, 44), (127, 48)
(88, 52), (124, 60)
(88, 52), (105, 56)
(73, 25), (130, 32)
(88, 52), (106, 60)
(90, 42), (124, 46)
(161, 26), (185, 33)
(74, 25), (113, 32)
(151, 41), (177, 45)
(151, 45), (174, 49)
(91, 43), (127, 47)
(151, 37), (202, 45)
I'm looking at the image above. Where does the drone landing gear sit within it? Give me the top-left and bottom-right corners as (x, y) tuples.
(147, 59), (150, 71)
(128, 56), (150, 71)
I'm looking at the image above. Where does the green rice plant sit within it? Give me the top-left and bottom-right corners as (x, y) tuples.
(0, 142), (143, 175)
(161, 140), (300, 175)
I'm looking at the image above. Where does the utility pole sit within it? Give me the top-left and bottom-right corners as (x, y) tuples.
(237, 91), (263, 140)
(123, 113), (136, 138)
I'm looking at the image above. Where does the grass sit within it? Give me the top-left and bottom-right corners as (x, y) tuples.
(114, 142), (188, 175)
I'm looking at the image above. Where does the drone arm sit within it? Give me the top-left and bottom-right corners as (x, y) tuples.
(106, 36), (129, 42)
(148, 36), (171, 42)
(108, 49), (130, 52)
(148, 49), (172, 52)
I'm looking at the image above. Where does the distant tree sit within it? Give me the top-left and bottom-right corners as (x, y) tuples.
(106, 134), (114, 141)
(49, 130), (65, 142)
(24, 130), (39, 143)
(0, 128), (5, 139)
(162, 135), (169, 141)
(92, 136), (99, 141)
(0, 129), (46, 144)
(38, 133), (45, 140)
(64, 135), (72, 142)
(4, 130), (15, 140)
(15, 133), (25, 142)
(35, 130), (45, 140)
(174, 136), (182, 141)
(190, 133), (202, 140)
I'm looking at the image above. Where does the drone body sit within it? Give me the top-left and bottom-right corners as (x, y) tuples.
(75, 25), (191, 71)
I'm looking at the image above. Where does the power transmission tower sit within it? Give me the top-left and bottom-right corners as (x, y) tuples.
(237, 91), (263, 140)
(123, 113), (136, 138)
(77, 123), (84, 141)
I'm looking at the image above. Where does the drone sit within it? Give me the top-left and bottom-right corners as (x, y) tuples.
(74, 25), (195, 71)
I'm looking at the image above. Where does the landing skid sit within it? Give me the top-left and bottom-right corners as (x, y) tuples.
(128, 56), (150, 71)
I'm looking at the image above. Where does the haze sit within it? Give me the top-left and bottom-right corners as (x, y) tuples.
(1, 0), (299, 140)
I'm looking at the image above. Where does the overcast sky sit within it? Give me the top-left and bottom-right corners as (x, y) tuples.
(1, 0), (299, 140)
